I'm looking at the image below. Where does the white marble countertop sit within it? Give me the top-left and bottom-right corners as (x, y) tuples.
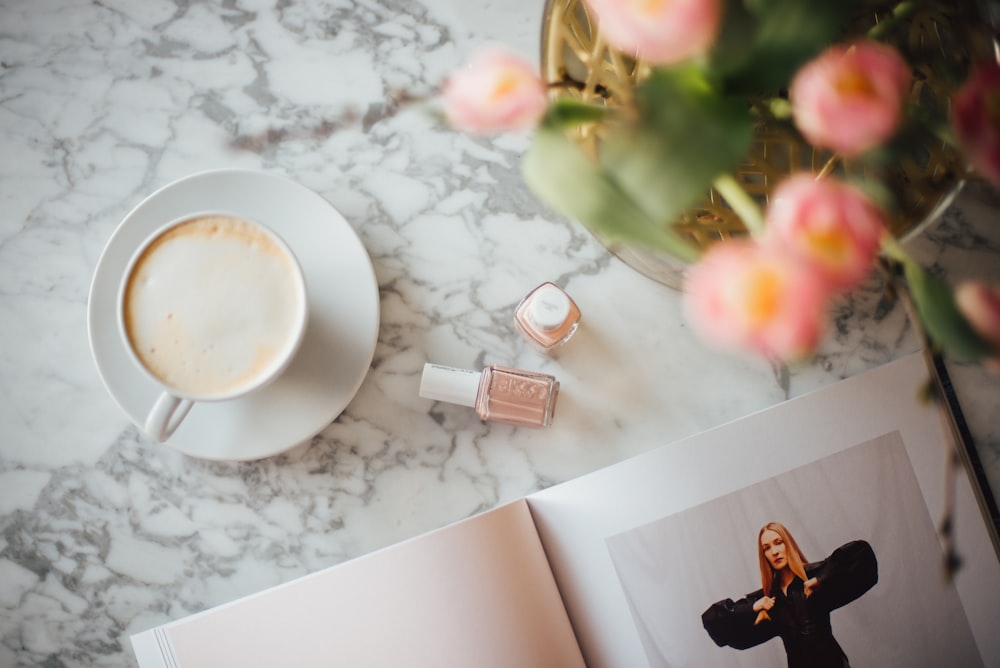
(1, 0), (998, 665)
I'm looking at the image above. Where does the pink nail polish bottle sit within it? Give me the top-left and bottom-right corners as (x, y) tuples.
(514, 282), (581, 353)
(419, 363), (559, 428)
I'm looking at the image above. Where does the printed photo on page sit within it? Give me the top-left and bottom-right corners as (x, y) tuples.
(606, 432), (983, 668)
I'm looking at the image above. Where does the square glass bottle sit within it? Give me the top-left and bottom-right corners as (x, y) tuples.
(514, 282), (581, 353)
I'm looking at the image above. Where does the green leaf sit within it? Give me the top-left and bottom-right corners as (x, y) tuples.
(708, 0), (760, 77)
(522, 125), (701, 262)
(544, 98), (610, 128)
(597, 66), (753, 228)
(714, 0), (861, 94)
(903, 262), (995, 361)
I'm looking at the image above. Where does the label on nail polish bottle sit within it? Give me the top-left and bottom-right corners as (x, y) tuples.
(528, 284), (571, 331)
(477, 365), (559, 428)
(514, 282), (581, 352)
(418, 363), (559, 428)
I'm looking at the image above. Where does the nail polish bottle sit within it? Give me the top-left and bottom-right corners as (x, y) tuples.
(419, 363), (559, 428)
(514, 282), (581, 353)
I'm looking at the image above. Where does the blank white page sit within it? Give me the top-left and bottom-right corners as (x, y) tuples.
(132, 499), (585, 668)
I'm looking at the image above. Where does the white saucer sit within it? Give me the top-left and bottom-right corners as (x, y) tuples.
(87, 169), (380, 461)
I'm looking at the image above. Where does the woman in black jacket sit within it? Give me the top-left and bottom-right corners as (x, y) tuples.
(701, 521), (878, 668)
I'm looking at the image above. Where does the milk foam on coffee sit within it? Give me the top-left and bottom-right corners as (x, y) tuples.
(123, 215), (304, 397)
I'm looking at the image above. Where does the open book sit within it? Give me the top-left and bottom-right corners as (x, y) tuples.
(131, 353), (1000, 668)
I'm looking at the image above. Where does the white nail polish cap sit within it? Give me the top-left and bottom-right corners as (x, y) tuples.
(527, 283), (571, 331)
(419, 363), (480, 408)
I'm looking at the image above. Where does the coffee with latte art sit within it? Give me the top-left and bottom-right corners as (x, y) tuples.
(122, 214), (306, 397)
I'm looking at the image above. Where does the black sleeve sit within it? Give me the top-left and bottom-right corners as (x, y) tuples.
(701, 589), (778, 650)
(808, 540), (878, 611)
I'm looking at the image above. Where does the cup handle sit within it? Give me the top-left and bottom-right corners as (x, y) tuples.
(145, 392), (194, 442)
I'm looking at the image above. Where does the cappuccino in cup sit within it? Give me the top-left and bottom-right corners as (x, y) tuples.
(119, 213), (307, 440)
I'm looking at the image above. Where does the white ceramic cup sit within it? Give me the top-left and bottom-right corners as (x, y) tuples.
(117, 212), (308, 442)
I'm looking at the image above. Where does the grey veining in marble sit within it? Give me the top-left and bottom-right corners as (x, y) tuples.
(0, 0), (998, 666)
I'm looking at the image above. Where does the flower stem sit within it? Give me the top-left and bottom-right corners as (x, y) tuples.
(868, 1), (924, 41)
(713, 173), (766, 237)
(879, 232), (915, 266)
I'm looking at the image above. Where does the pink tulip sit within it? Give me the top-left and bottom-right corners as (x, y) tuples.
(790, 41), (911, 157)
(764, 175), (886, 291)
(953, 61), (1000, 189)
(955, 282), (1000, 370)
(442, 46), (549, 134)
(584, 0), (721, 66)
(683, 240), (831, 361)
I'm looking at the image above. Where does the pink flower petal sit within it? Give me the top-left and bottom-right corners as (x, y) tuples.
(683, 240), (831, 361)
(442, 46), (548, 134)
(953, 61), (1000, 189)
(764, 175), (886, 291)
(791, 41), (910, 157)
(585, 0), (721, 65)
(955, 281), (1000, 351)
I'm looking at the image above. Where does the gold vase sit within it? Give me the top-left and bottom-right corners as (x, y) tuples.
(540, 0), (983, 288)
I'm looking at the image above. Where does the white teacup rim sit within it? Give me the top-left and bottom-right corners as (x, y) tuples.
(116, 210), (309, 403)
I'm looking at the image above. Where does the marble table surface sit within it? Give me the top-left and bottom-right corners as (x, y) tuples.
(1, 0), (998, 665)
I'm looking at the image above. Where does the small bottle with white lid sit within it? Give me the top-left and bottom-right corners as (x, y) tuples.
(514, 282), (581, 353)
(419, 363), (559, 428)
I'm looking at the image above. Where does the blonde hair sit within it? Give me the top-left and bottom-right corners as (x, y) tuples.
(754, 522), (809, 625)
